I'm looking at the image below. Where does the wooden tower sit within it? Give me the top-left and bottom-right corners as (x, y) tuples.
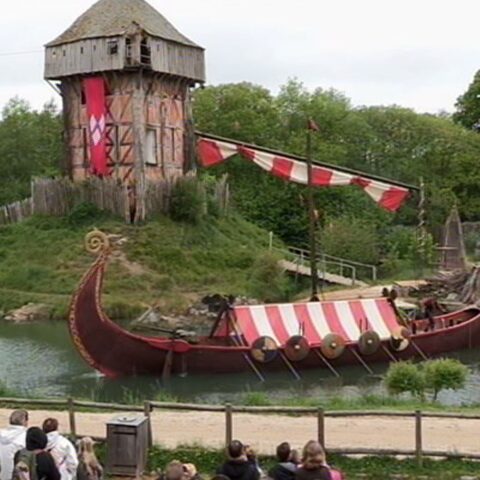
(44, 0), (205, 220)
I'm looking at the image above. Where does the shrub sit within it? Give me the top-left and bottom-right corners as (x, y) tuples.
(247, 253), (290, 302)
(322, 217), (379, 265)
(169, 178), (206, 224)
(66, 202), (107, 227)
(424, 358), (469, 400)
(385, 361), (424, 399)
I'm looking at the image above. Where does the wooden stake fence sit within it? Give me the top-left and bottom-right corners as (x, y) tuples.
(0, 175), (230, 226)
(0, 397), (479, 463)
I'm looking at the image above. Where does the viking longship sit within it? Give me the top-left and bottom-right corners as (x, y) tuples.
(69, 231), (480, 379)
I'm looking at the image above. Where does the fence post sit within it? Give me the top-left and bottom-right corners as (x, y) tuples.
(144, 400), (153, 448)
(225, 404), (233, 446)
(269, 232), (273, 251)
(67, 398), (76, 440)
(317, 408), (325, 449)
(415, 410), (423, 467)
(372, 266), (377, 282)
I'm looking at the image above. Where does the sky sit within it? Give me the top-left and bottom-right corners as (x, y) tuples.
(1, 0), (480, 113)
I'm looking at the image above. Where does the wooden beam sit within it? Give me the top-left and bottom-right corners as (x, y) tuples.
(195, 131), (419, 192)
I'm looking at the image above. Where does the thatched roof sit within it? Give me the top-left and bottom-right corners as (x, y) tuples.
(46, 0), (201, 48)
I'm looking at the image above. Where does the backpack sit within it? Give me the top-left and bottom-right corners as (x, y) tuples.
(12, 449), (38, 480)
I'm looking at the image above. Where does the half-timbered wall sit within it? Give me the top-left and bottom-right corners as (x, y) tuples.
(62, 72), (190, 187)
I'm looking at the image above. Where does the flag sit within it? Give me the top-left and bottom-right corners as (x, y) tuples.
(196, 137), (410, 212)
(83, 77), (108, 176)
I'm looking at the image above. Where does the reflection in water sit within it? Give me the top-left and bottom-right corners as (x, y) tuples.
(1, 321), (480, 406)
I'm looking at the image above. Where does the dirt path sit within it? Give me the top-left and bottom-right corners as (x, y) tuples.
(1, 408), (478, 455)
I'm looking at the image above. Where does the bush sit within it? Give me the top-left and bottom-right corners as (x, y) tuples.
(66, 202), (107, 227)
(169, 178), (206, 224)
(424, 358), (469, 400)
(322, 217), (380, 265)
(385, 362), (424, 399)
(248, 253), (290, 302)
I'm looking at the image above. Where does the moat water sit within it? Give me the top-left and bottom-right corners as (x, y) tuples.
(1, 321), (480, 406)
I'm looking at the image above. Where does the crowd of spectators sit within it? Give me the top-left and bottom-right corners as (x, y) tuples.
(0, 410), (102, 480)
(161, 439), (342, 480)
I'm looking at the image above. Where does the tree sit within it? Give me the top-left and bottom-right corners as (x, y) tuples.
(453, 70), (480, 130)
(0, 97), (62, 205)
(385, 361), (425, 399)
(423, 358), (469, 401)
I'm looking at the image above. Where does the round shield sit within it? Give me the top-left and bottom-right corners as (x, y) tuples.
(251, 336), (278, 363)
(389, 326), (410, 352)
(357, 330), (381, 355)
(284, 335), (310, 362)
(320, 333), (346, 360)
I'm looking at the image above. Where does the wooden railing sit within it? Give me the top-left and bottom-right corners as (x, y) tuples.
(1, 396), (480, 464)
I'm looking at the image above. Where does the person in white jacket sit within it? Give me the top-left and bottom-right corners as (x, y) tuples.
(43, 418), (79, 480)
(0, 409), (28, 480)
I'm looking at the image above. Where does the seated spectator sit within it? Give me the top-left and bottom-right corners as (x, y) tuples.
(216, 440), (259, 480)
(295, 441), (331, 480)
(77, 437), (103, 480)
(158, 460), (201, 480)
(14, 427), (60, 480)
(245, 445), (263, 476)
(268, 442), (297, 480)
(43, 418), (78, 480)
(0, 409), (28, 480)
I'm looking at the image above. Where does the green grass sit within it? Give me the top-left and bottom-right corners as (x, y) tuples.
(0, 211), (290, 320)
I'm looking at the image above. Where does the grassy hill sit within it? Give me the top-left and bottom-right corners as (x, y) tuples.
(0, 208), (293, 321)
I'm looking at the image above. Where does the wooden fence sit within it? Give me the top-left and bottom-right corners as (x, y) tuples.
(1, 396), (480, 464)
(0, 175), (230, 226)
(0, 198), (33, 225)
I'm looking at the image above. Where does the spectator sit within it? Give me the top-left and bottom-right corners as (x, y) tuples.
(0, 409), (28, 480)
(245, 445), (263, 476)
(42, 418), (78, 480)
(159, 460), (201, 480)
(216, 440), (259, 480)
(268, 442), (297, 480)
(77, 437), (103, 480)
(14, 427), (60, 480)
(295, 441), (331, 480)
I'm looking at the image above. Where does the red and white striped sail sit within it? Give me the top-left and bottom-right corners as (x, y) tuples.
(229, 298), (400, 346)
(197, 137), (410, 212)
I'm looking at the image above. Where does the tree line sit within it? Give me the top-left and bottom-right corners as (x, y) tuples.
(2, 73), (480, 270)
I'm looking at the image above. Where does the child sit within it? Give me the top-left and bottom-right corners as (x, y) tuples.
(76, 437), (103, 480)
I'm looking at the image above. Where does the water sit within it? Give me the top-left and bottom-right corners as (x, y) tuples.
(2, 321), (480, 406)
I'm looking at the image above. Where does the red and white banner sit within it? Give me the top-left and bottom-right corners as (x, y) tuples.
(197, 138), (410, 211)
(84, 77), (108, 176)
(228, 298), (400, 346)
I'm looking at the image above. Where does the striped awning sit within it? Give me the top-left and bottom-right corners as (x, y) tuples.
(232, 299), (400, 346)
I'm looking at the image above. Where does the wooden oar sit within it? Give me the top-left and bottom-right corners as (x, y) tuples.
(162, 347), (174, 381)
(350, 348), (374, 374)
(382, 345), (398, 362)
(228, 313), (266, 382)
(279, 351), (302, 380)
(313, 349), (340, 377)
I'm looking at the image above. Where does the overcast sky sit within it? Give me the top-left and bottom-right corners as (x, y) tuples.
(1, 0), (480, 113)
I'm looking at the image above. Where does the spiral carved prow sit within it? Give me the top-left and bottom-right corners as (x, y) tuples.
(85, 229), (111, 255)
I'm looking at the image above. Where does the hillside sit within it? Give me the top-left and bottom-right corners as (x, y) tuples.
(0, 210), (288, 321)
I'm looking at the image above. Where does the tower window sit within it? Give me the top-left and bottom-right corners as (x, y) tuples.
(140, 37), (151, 66)
(80, 46), (84, 54)
(107, 40), (118, 55)
(146, 128), (157, 165)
